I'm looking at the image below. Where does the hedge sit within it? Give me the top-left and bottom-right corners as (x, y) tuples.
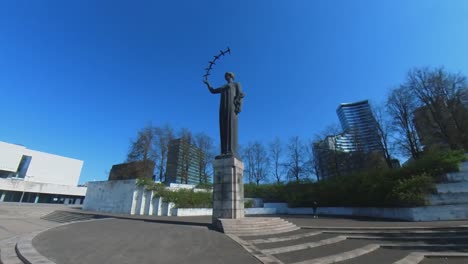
(245, 150), (466, 208)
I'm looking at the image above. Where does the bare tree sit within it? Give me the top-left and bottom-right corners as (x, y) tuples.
(126, 124), (158, 178)
(386, 86), (422, 159)
(305, 139), (320, 181)
(242, 142), (255, 184)
(371, 103), (394, 168)
(286, 136), (306, 182)
(268, 137), (284, 183)
(406, 67), (468, 149)
(194, 132), (214, 184)
(154, 124), (174, 182)
(127, 125), (158, 163)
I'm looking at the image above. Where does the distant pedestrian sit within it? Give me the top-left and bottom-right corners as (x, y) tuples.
(312, 201), (318, 219)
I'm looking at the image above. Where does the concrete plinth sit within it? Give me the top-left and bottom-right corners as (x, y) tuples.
(212, 157), (244, 223)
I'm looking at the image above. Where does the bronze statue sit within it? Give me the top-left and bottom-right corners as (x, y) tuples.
(204, 72), (245, 158)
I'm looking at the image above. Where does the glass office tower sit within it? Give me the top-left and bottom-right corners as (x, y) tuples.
(336, 100), (382, 153)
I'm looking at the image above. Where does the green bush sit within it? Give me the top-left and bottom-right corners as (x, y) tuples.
(386, 174), (435, 207)
(136, 178), (212, 208)
(244, 150), (465, 208)
(244, 183), (287, 202)
(162, 189), (212, 208)
(244, 199), (254, 208)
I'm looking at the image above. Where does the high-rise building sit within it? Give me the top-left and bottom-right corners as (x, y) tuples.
(165, 138), (208, 185)
(313, 100), (386, 180)
(336, 100), (382, 152)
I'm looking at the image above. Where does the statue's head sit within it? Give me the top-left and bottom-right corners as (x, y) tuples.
(225, 72), (235, 82)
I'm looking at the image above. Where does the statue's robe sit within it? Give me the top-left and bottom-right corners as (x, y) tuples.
(209, 82), (245, 157)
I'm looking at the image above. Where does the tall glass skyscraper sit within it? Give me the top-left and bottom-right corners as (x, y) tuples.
(336, 100), (382, 153)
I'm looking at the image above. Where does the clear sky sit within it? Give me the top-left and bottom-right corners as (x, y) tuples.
(1, 0), (468, 184)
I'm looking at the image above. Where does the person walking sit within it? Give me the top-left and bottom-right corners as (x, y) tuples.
(313, 201), (318, 219)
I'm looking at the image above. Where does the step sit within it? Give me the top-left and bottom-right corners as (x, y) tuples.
(223, 224), (297, 232)
(227, 226), (301, 236)
(429, 192), (468, 205)
(41, 212), (94, 223)
(460, 161), (468, 172)
(221, 217), (284, 224)
(436, 182), (468, 193)
(446, 171), (468, 182)
(228, 228), (301, 237)
(224, 223), (295, 231)
(221, 220), (291, 228)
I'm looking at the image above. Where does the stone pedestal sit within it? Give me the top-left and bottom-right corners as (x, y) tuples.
(212, 157), (244, 223)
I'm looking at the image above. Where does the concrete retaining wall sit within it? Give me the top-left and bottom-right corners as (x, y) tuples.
(264, 203), (289, 214)
(83, 180), (137, 214)
(245, 208), (277, 215)
(172, 208), (213, 216)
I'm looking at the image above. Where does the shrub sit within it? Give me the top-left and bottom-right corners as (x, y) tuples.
(243, 150), (464, 208)
(386, 174), (435, 207)
(163, 189), (212, 208)
(244, 199), (254, 208)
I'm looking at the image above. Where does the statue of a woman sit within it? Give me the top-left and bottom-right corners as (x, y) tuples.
(204, 72), (245, 158)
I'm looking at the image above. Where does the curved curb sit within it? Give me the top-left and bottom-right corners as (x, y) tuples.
(16, 232), (55, 264)
(15, 218), (111, 264)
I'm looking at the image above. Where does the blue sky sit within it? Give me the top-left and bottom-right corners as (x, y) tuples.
(1, 0), (468, 184)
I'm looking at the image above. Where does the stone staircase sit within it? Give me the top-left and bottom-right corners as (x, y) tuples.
(40, 210), (103, 223)
(218, 217), (300, 236)
(429, 157), (468, 206)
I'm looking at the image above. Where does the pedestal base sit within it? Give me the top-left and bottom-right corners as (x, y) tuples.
(212, 156), (244, 224)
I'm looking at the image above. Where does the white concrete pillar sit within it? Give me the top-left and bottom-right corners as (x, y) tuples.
(0, 192), (5, 202)
(153, 197), (162, 216)
(64, 198), (70, 205)
(146, 191), (154, 215)
(131, 187), (141, 215)
(75, 198), (81, 205)
(34, 195), (39, 204)
(139, 189), (147, 215)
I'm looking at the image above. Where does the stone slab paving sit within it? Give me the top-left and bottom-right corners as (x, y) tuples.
(0, 203), (64, 263)
(335, 248), (413, 264)
(281, 215), (468, 229)
(240, 229), (316, 241)
(273, 239), (372, 263)
(33, 218), (260, 264)
(420, 257), (468, 264)
(254, 233), (335, 250)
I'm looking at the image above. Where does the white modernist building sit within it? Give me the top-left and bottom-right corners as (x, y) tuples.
(0, 141), (86, 204)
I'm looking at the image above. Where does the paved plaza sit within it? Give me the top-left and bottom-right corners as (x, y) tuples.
(3, 204), (468, 263)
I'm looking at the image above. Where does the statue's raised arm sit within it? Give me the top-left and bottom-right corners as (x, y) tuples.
(203, 80), (227, 94)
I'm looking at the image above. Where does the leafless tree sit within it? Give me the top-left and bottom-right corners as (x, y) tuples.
(371, 103), (394, 168)
(386, 86), (422, 159)
(242, 142), (255, 184)
(286, 136), (306, 182)
(406, 67), (468, 150)
(126, 124), (158, 178)
(252, 141), (269, 185)
(243, 141), (269, 185)
(268, 137), (284, 183)
(127, 125), (158, 163)
(154, 124), (174, 182)
(304, 138), (324, 181)
(194, 132), (214, 184)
